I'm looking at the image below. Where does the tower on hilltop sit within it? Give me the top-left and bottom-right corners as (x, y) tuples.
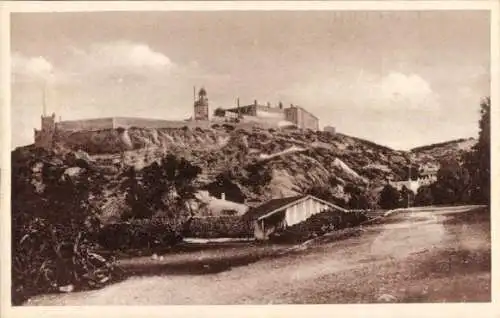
(34, 81), (57, 149)
(193, 87), (209, 121)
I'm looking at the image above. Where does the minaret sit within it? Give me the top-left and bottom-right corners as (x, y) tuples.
(193, 87), (209, 121)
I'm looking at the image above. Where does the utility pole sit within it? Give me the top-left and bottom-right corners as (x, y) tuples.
(237, 97), (241, 118)
(407, 164), (411, 208)
(42, 80), (47, 116)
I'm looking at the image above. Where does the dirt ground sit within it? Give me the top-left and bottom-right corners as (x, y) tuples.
(25, 206), (490, 305)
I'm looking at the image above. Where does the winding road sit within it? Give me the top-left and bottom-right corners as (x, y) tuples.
(26, 205), (490, 305)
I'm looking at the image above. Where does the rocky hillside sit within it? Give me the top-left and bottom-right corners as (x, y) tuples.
(12, 125), (475, 222)
(410, 137), (476, 164)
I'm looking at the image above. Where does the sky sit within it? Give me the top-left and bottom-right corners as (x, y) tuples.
(10, 10), (490, 150)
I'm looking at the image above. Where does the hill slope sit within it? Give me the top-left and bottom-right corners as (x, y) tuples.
(410, 137), (476, 164)
(12, 126), (475, 222)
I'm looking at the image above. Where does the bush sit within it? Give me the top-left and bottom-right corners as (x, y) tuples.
(222, 124), (235, 131)
(378, 184), (401, 209)
(187, 216), (253, 238)
(414, 185), (434, 206)
(270, 209), (368, 243)
(11, 150), (120, 304)
(98, 219), (182, 251)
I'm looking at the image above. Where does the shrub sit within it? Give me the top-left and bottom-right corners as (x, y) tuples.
(378, 184), (401, 209)
(187, 216), (253, 238)
(414, 185), (434, 206)
(11, 150), (120, 304)
(222, 124), (235, 131)
(270, 209), (367, 243)
(98, 219), (182, 250)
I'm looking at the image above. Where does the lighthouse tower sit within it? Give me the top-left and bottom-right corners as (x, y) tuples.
(193, 87), (209, 121)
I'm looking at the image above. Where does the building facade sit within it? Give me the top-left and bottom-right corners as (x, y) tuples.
(224, 100), (285, 119)
(284, 105), (319, 131)
(222, 100), (320, 131)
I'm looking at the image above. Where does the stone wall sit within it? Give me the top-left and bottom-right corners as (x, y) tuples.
(112, 117), (192, 129)
(54, 117), (214, 132)
(255, 108), (286, 120)
(56, 118), (114, 131)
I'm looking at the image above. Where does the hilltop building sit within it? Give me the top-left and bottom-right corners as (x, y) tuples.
(33, 86), (324, 149)
(284, 105), (319, 131)
(324, 126), (336, 135)
(221, 100), (319, 131)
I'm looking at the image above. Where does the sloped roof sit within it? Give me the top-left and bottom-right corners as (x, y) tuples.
(242, 194), (349, 221)
(242, 195), (306, 221)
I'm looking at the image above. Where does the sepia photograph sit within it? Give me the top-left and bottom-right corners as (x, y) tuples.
(2, 1), (497, 314)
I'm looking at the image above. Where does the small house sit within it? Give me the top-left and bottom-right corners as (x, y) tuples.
(243, 194), (348, 240)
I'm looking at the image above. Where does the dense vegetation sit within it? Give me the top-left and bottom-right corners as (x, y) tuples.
(11, 149), (201, 304)
(414, 97), (490, 206)
(11, 148), (120, 305)
(270, 209), (368, 243)
(188, 216), (253, 238)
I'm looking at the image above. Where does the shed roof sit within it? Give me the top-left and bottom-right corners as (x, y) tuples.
(242, 194), (348, 221)
(242, 195), (306, 221)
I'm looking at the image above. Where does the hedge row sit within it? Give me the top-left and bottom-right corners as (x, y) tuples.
(270, 209), (368, 243)
(187, 216), (254, 238)
(98, 219), (183, 250)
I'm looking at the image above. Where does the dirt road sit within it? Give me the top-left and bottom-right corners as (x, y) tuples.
(26, 206), (490, 305)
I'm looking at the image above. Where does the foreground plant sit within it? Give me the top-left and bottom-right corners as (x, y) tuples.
(11, 148), (122, 305)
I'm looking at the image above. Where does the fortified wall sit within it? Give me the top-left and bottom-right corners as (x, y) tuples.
(34, 114), (214, 150)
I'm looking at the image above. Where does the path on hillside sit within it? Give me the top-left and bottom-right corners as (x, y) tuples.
(26, 206), (490, 305)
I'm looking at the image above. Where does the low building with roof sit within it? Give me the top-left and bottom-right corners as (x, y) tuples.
(242, 194), (348, 240)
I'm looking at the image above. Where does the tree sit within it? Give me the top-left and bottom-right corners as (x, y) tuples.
(348, 193), (371, 210)
(378, 184), (401, 209)
(399, 185), (415, 208)
(213, 108), (225, 117)
(11, 150), (116, 304)
(306, 185), (347, 207)
(414, 185), (434, 206)
(433, 158), (471, 205)
(121, 167), (149, 220)
(123, 154), (201, 221)
(344, 184), (372, 209)
(464, 97), (490, 204)
(401, 165), (420, 181)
